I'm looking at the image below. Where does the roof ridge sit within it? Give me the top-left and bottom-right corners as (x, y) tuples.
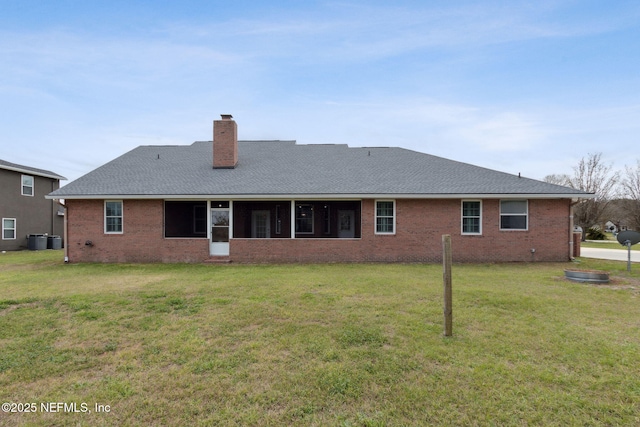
(47, 140), (592, 199)
(0, 158), (66, 180)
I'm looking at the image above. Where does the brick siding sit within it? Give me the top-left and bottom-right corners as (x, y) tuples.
(65, 198), (572, 263)
(66, 199), (209, 263)
(232, 199), (571, 263)
(213, 118), (238, 168)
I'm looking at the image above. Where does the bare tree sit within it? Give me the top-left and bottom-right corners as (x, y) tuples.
(543, 174), (571, 186)
(605, 199), (629, 232)
(568, 153), (620, 233)
(620, 160), (640, 230)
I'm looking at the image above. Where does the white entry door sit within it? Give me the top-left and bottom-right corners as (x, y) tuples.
(338, 210), (355, 238)
(251, 210), (271, 238)
(210, 207), (230, 256)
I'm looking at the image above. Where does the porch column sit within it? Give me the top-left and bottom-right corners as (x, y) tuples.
(229, 200), (234, 241)
(290, 200), (295, 239)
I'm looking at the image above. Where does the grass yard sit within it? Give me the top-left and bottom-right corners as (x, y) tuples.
(581, 240), (640, 251)
(1, 251), (639, 426)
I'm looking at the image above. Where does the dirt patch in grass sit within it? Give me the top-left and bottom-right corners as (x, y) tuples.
(593, 275), (640, 293)
(0, 300), (39, 316)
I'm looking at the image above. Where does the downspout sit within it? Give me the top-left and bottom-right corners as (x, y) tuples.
(51, 180), (55, 236)
(569, 199), (580, 260)
(63, 201), (68, 262)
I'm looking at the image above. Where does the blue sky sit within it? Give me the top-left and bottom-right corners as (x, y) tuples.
(2, 0), (639, 183)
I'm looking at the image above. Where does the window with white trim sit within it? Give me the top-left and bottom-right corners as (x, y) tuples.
(105, 200), (123, 234)
(375, 200), (395, 234)
(2, 218), (16, 240)
(461, 200), (481, 234)
(21, 175), (34, 196)
(500, 200), (528, 230)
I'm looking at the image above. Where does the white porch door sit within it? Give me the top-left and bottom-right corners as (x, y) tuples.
(338, 210), (355, 238)
(210, 207), (230, 256)
(251, 210), (271, 238)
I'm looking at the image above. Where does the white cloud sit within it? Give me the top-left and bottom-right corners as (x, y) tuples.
(2, 0), (639, 184)
(159, 1), (640, 64)
(451, 112), (547, 151)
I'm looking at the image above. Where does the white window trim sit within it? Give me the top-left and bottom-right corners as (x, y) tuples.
(499, 199), (529, 231)
(104, 200), (124, 234)
(2, 218), (16, 240)
(461, 200), (482, 235)
(375, 199), (396, 235)
(21, 174), (34, 197)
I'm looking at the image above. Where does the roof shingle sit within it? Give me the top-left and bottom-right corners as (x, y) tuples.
(48, 141), (591, 198)
(0, 159), (66, 181)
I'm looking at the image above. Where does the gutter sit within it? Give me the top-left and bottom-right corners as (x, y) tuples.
(0, 164), (66, 181)
(47, 192), (596, 201)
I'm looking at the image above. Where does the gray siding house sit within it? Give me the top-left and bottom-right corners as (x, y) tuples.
(1, 159), (66, 251)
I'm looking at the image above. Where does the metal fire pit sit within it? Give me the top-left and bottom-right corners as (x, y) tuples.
(564, 269), (610, 284)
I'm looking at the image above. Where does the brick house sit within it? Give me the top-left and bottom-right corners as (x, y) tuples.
(1, 159), (66, 251)
(47, 115), (592, 263)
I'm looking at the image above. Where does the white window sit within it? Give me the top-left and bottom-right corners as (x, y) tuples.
(104, 200), (123, 234)
(21, 175), (34, 196)
(375, 200), (395, 234)
(2, 218), (16, 240)
(462, 200), (482, 235)
(500, 200), (528, 230)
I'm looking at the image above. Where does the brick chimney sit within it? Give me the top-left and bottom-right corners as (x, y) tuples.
(213, 114), (238, 168)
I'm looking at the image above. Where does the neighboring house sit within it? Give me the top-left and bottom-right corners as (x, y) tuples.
(47, 115), (593, 263)
(604, 221), (617, 233)
(1, 159), (66, 251)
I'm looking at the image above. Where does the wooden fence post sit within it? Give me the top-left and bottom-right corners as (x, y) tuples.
(442, 234), (452, 337)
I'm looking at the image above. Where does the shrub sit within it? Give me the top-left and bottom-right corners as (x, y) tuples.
(586, 226), (607, 240)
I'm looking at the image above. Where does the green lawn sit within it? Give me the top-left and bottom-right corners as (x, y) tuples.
(1, 251), (639, 426)
(582, 240), (640, 251)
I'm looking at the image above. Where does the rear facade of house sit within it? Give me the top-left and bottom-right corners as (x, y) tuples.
(1, 160), (66, 251)
(48, 116), (591, 263)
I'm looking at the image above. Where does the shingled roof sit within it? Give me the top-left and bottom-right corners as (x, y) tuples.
(48, 140), (591, 199)
(0, 158), (66, 181)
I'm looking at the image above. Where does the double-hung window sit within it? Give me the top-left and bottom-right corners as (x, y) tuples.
(461, 201), (481, 234)
(375, 200), (395, 234)
(21, 175), (34, 196)
(105, 200), (123, 234)
(2, 218), (16, 240)
(500, 200), (528, 230)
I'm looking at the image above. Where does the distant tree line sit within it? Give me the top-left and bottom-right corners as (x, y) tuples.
(543, 153), (640, 238)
